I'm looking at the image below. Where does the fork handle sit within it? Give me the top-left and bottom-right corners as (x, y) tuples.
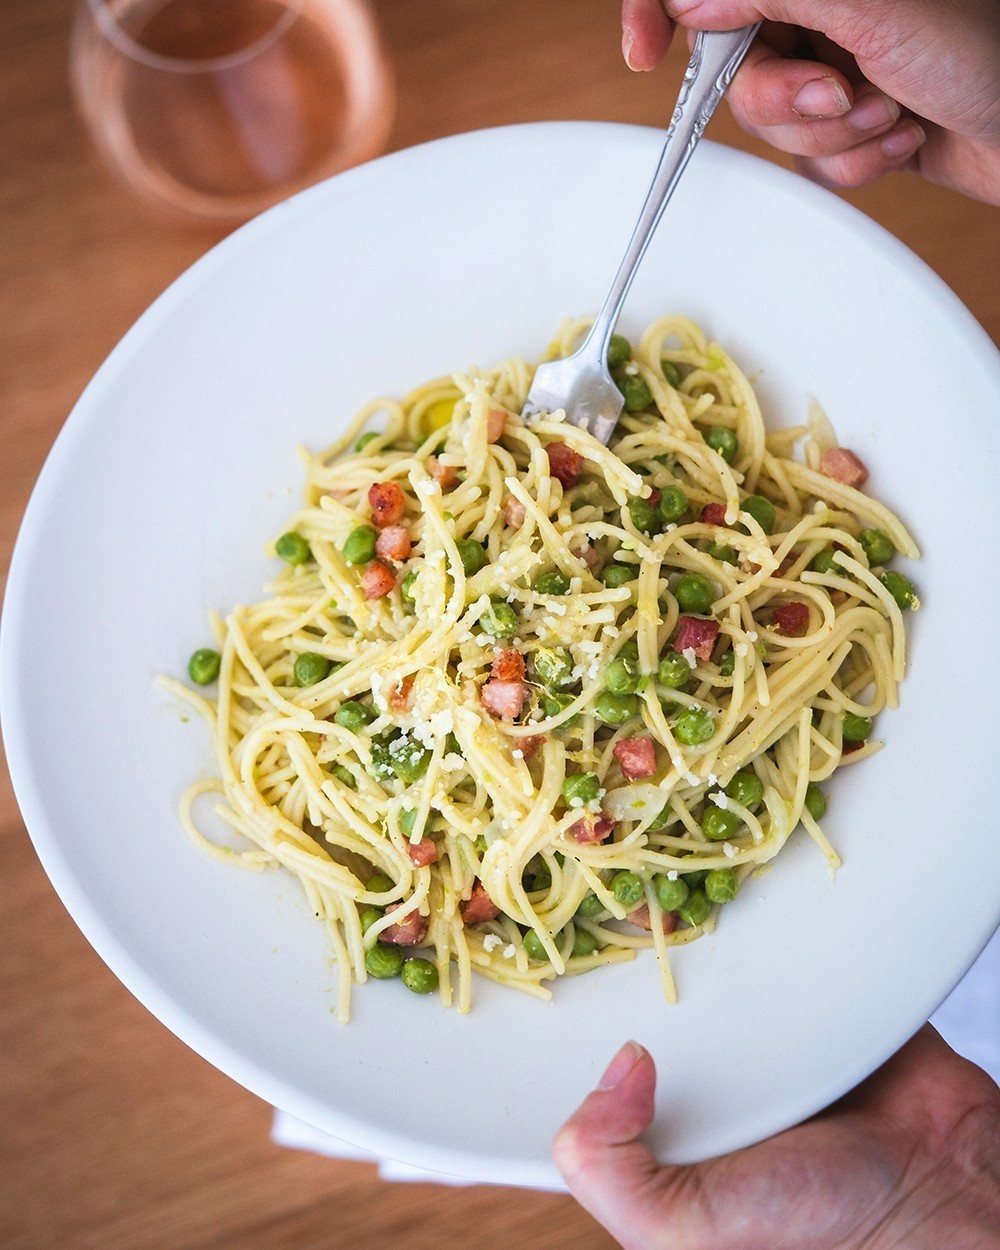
(582, 24), (761, 365)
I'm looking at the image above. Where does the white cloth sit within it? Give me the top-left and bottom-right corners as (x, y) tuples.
(272, 925), (1000, 1186)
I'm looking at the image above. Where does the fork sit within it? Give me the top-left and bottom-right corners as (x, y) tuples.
(521, 24), (760, 442)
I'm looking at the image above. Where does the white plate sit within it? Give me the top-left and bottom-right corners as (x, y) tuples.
(3, 123), (1000, 1188)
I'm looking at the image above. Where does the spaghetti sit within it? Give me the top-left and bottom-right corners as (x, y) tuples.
(164, 315), (919, 1021)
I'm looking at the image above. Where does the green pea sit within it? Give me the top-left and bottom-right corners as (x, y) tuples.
(605, 654), (642, 695)
(726, 769), (764, 809)
(859, 528), (895, 565)
(401, 957), (439, 994)
(334, 700), (375, 731)
(523, 930), (548, 961)
(533, 645), (574, 689)
(294, 652), (333, 686)
(674, 572), (714, 614)
(654, 874), (689, 912)
(704, 426), (739, 463)
(658, 484), (687, 524)
(343, 524), (377, 565)
(683, 869), (708, 888)
(366, 873), (394, 893)
(678, 887), (711, 927)
(661, 359), (682, 387)
(618, 639), (640, 660)
(390, 740), (431, 783)
(601, 562), (637, 588)
(705, 868), (739, 904)
(627, 495), (661, 535)
(365, 945), (404, 979)
(594, 692), (640, 726)
(275, 530), (311, 566)
(562, 772), (602, 808)
(618, 374), (653, 412)
(719, 650), (735, 677)
(607, 333), (632, 369)
(648, 805), (671, 830)
(456, 538), (486, 576)
(329, 763), (357, 790)
(612, 871), (645, 908)
(879, 571), (918, 611)
(359, 905), (383, 933)
(399, 808), (420, 837)
(480, 600), (518, 638)
(842, 713), (872, 743)
(656, 653), (691, 690)
(804, 783), (827, 820)
(533, 570), (571, 595)
(367, 736), (397, 780)
(570, 493), (595, 512)
(708, 543), (738, 565)
(672, 708), (715, 745)
(188, 648), (221, 685)
(740, 494), (776, 535)
(701, 806), (742, 841)
(400, 568), (419, 603)
(810, 549), (842, 574)
(541, 692), (578, 725)
(575, 893), (606, 919)
(572, 928), (599, 957)
(354, 431), (380, 452)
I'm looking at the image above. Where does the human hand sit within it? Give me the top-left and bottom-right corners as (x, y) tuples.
(553, 1025), (1000, 1249)
(620, 0), (1000, 203)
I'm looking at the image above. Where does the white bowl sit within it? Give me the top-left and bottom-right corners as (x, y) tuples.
(3, 123), (999, 1188)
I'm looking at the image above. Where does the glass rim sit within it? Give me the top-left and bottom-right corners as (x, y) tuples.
(84, 0), (309, 73)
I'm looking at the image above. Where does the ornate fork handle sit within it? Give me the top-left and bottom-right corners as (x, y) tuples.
(580, 25), (760, 371)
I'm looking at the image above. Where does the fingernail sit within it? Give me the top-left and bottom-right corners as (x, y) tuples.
(792, 77), (850, 119)
(597, 1041), (644, 1091)
(847, 92), (900, 133)
(881, 120), (926, 159)
(622, 31), (636, 70)
(665, 0), (701, 15)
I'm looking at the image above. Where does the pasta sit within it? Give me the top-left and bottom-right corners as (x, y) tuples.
(163, 315), (919, 1021)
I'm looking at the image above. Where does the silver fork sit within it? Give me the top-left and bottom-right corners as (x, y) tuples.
(522, 24), (760, 442)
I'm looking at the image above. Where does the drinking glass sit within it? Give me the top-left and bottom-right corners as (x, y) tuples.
(71, 0), (394, 223)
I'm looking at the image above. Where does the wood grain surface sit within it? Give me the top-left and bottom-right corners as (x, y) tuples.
(1, 2), (997, 1247)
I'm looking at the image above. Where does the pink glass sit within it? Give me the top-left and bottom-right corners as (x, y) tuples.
(71, 0), (394, 223)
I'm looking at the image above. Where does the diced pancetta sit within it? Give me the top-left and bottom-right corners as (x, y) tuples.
(546, 442), (583, 488)
(406, 838), (439, 867)
(427, 456), (458, 491)
(390, 675), (414, 712)
(612, 736), (657, 780)
(460, 881), (501, 924)
(700, 502), (727, 526)
(375, 525), (411, 563)
(491, 648), (525, 682)
(672, 615), (720, 660)
(519, 735), (546, 760)
(380, 902), (428, 946)
(368, 480), (406, 528)
(504, 496), (526, 528)
(361, 560), (396, 599)
(773, 602), (810, 636)
(567, 813), (615, 844)
(481, 679), (528, 720)
(486, 407), (508, 443)
(820, 447), (869, 488)
(629, 904), (679, 933)
(573, 544), (601, 575)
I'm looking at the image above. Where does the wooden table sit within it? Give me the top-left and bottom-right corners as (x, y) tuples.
(1, 3), (997, 1247)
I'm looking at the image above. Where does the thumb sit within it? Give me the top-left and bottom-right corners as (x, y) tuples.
(552, 1041), (679, 1247)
